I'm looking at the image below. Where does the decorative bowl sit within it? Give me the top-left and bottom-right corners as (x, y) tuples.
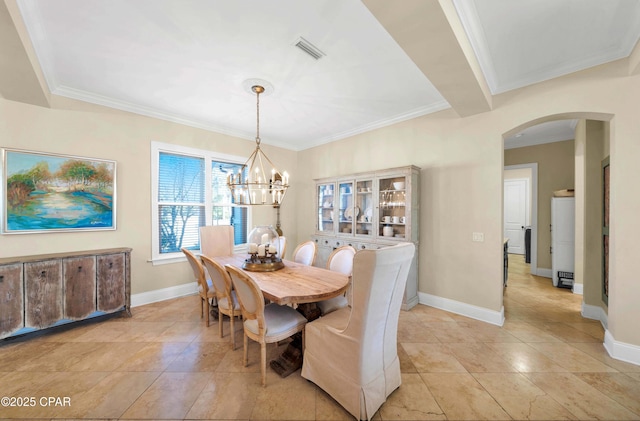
(393, 181), (405, 190)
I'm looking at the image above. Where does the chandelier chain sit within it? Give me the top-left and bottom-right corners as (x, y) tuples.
(255, 87), (261, 146)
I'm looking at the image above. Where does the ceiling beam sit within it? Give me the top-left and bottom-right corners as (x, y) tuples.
(363, 0), (491, 117)
(0, 0), (49, 107)
(629, 38), (640, 76)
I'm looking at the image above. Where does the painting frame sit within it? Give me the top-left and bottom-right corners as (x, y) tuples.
(1, 148), (116, 234)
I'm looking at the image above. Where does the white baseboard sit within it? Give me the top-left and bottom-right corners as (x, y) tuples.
(418, 292), (504, 326)
(604, 330), (640, 367)
(581, 302), (608, 329)
(572, 283), (584, 295)
(131, 282), (197, 307)
(536, 268), (552, 278)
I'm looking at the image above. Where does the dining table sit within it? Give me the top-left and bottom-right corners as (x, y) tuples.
(211, 253), (350, 306)
(210, 253), (350, 377)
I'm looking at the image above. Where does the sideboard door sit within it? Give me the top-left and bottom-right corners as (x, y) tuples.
(25, 260), (63, 329)
(0, 263), (24, 338)
(63, 256), (97, 320)
(97, 253), (126, 313)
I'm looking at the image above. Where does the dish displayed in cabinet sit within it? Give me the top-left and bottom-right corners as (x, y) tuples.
(344, 206), (359, 221)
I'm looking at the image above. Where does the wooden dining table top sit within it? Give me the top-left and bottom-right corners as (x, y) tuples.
(211, 254), (349, 306)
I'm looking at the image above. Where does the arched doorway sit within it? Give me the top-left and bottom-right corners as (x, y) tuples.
(502, 113), (612, 328)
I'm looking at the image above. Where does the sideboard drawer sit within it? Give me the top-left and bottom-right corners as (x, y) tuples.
(64, 256), (97, 320)
(0, 263), (24, 337)
(97, 253), (126, 313)
(25, 260), (63, 330)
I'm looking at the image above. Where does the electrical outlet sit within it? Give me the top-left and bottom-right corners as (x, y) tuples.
(472, 232), (484, 242)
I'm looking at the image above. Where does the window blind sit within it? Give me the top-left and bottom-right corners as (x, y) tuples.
(158, 152), (205, 252)
(211, 160), (247, 245)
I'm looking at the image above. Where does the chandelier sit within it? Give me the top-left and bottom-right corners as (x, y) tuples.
(227, 83), (289, 206)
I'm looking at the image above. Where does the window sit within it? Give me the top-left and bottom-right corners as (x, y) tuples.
(151, 142), (249, 264)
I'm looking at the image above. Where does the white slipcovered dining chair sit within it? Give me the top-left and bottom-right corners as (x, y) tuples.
(301, 242), (415, 420)
(200, 255), (241, 349)
(276, 236), (287, 259)
(200, 225), (234, 257)
(225, 264), (308, 387)
(292, 240), (317, 266)
(316, 245), (356, 316)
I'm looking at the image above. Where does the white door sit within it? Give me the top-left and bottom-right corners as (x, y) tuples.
(504, 179), (528, 254)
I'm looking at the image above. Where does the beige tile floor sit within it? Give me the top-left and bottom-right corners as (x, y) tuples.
(1, 254), (639, 420)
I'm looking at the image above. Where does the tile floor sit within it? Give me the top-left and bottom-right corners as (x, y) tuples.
(1, 254), (639, 420)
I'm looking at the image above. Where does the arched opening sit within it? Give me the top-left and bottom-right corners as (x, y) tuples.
(502, 112), (612, 329)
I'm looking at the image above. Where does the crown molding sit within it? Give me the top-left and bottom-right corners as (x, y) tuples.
(295, 100), (451, 151)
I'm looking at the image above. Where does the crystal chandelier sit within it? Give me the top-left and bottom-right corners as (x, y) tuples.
(227, 83), (289, 206)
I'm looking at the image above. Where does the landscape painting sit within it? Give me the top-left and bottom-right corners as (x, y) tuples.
(2, 149), (116, 233)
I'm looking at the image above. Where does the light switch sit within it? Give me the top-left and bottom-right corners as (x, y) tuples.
(472, 232), (484, 242)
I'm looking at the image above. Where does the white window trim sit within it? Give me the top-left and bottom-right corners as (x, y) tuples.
(150, 141), (250, 265)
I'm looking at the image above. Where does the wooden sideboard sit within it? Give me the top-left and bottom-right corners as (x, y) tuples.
(0, 247), (131, 340)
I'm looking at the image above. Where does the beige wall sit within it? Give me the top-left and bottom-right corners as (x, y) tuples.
(504, 167), (532, 181)
(575, 120), (608, 310)
(504, 140), (575, 270)
(0, 97), (299, 295)
(297, 58), (640, 349)
(1, 54), (640, 352)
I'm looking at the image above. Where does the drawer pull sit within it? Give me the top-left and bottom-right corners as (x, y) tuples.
(109, 262), (113, 268)
(78, 266), (83, 272)
(0, 275), (3, 282)
(41, 270), (47, 278)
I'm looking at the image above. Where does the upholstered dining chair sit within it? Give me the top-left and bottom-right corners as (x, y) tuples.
(292, 240), (317, 266)
(200, 255), (241, 349)
(276, 236), (287, 259)
(316, 245), (356, 316)
(225, 264), (308, 387)
(200, 225), (234, 257)
(181, 248), (216, 327)
(301, 242), (415, 420)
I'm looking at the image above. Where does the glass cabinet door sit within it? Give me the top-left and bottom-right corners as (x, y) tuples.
(379, 175), (407, 239)
(317, 183), (335, 233)
(355, 179), (373, 237)
(338, 181), (354, 235)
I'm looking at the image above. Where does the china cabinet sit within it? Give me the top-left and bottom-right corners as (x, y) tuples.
(313, 165), (420, 309)
(0, 248), (131, 340)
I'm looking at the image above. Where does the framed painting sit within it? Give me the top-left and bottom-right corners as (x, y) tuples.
(1, 148), (116, 233)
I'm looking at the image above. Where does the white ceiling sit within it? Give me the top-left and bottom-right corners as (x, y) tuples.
(15, 0), (640, 151)
(504, 120), (578, 150)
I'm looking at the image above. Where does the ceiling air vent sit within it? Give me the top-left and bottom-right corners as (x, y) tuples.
(294, 37), (325, 60)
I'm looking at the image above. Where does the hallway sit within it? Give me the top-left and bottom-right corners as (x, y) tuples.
(505, 252), (584, 323)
